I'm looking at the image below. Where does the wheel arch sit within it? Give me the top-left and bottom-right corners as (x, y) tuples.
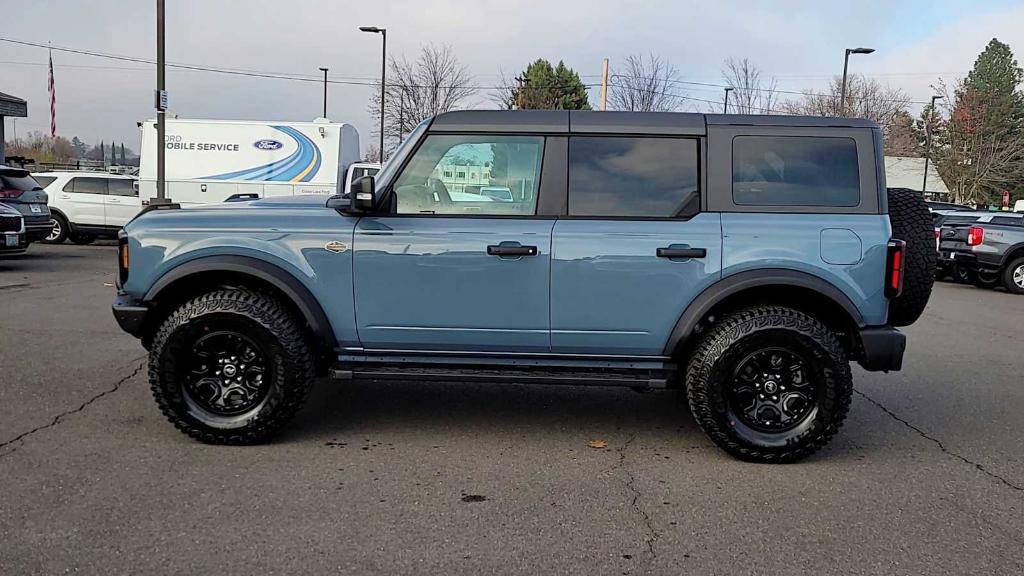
(142, 256), (337, 359)
(664, 269), (866, 358)
(1000, 243), (1024, 268)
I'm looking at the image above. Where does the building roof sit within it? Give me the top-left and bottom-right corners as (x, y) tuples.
(884, 156), (949, 194)
(427, 110), (879, 135)
(0, 91), (28, 117)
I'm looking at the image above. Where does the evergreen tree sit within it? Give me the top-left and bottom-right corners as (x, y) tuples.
(111, 141), (117, 164)
(504, 59), (591, 110)
(70, 136), (88, 158)
(939, 38), (1024, 204)
(120, 143), (127, 164)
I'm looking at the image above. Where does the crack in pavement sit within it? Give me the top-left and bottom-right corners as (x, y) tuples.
(0, 358), (146, 459)
(855, 389), (1023, 492)
(611, 435), (660, 570)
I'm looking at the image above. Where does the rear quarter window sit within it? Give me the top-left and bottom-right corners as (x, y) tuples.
(732, 136), (859, 207)
(33, 176), (57, 189)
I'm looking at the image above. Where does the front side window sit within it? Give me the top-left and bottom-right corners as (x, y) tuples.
(733, 136), (860, 207)
(108, 179), (137, 197)
(568, 137), (699, 217)
(391, 135), (543, 216)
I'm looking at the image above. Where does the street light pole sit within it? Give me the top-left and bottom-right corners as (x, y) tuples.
(922, 94), (944, 193)
(154, 0), (169, 204)
(359, 26), (387, 162)
(319, 67), (328, 118)
(723, 87), (734, 113)
(840, 47), (875, 114)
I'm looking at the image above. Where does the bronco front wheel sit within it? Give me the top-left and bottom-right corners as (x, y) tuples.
(148, 288), (314, 444)
(685, 306), (852, 463)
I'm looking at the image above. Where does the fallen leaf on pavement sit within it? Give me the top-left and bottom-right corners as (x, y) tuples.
(588, 440), (609, 449)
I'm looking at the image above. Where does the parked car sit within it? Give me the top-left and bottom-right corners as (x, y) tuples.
(939, 211), (1024, 293)
(0, 202), (28, 256)
(33, 171), (139, 244)
(480, 186), (514, 202)
(931, 210), (984, 281)
(0, 166), (51, 243)
(112, 111), (934, 463)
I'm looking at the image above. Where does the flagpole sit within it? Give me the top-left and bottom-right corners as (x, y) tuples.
(48, 42), (56, 138)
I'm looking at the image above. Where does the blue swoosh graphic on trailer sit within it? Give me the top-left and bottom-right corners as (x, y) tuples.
(199, 125), (321, 182)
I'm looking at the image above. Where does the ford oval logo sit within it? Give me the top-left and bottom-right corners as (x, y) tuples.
(253, 139), (284, 151)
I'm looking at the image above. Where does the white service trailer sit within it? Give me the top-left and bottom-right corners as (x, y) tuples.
(138, 118), (360, 205)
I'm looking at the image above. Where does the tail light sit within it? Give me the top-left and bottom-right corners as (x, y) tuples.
(117, 229), (129, 286)
(966, 226), (985, 246)
(885, 239), (906, 298)
(0, 188), (25, 199)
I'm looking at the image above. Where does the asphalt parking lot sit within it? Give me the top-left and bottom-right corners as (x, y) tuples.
(1, 243), (1022, 575)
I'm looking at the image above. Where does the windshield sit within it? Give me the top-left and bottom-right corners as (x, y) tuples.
(374, 117), (431, 190)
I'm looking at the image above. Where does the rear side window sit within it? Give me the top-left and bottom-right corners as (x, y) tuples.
(732, 136), (860, 207)
(64, 177), (108, 195)
(943, 215), (980, 226)
(568, 137), (699, 217)
(990, 216), (1022, 226)
(33, 176), (57, 189)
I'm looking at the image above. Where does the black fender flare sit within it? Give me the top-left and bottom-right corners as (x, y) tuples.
(662, 268), (866, 355)
(144, 255), (337, 348)
(999, 242), (1024, 267)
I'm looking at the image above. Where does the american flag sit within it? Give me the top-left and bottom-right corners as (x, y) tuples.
(48, 49), (56, 137)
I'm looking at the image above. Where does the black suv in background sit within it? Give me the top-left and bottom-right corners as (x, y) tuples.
(0, 166), (51, 243)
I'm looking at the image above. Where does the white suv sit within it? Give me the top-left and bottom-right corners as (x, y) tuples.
(34, 172), (140, 244)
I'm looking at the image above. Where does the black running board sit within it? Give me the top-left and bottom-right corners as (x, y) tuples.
(329, 363), (673, 389)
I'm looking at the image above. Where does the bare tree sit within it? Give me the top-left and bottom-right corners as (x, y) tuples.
(782, 75), (910, 125)
(368, 44), (477, 153)
(608, 54), (684, 112)
(720, 57), (778, 114)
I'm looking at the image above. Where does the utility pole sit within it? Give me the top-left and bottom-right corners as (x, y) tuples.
(153, 0), (170, 204)
(319, 67), (329, 118)
(599, 58), (609, 111)
(922, 94), (944, 193)
(723, 87), (734, 113)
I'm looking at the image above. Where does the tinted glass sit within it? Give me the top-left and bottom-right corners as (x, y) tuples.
(33, 176), (57, 189)
(392, 135), (543, 216)
(943, 216), (981, 226)
(733, 136), (860, 207)
(0, 173), (43, 191)
(69, 177), (108, 195)
(108, 179), (137, 196)
(990, 216), (1022, 226)
(568, 137), (699, 217)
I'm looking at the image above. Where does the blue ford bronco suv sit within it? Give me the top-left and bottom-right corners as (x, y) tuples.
(112, 111), (934, 462)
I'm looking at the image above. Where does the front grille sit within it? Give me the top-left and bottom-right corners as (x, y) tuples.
(0, 215), (22, 232)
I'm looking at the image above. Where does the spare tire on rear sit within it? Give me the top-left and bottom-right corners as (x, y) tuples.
(886, 187), (936, 326)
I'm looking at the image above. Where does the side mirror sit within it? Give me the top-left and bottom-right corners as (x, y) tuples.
(351, 176), (376, 212)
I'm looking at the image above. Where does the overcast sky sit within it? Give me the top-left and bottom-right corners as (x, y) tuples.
(3, 0), (1024, 154)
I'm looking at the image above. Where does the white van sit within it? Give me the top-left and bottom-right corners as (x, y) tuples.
(138, 117), (361, 206)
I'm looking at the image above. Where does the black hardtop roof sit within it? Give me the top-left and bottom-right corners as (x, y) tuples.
(427, 110), (879, 135)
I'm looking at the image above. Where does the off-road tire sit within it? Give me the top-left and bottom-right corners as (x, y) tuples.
(685, 306), (853, 463)
(148, 288), (314, 444)
(886, 188), (935, 326)
(1002, 257), (1024, 295)
(43, 214), (68, 244)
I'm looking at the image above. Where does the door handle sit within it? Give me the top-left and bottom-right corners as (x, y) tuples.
(107, 198), (120, 203)
(487, 244), (538, 257)
(59, 194), (71, 200)
(657, 246), (706, 259)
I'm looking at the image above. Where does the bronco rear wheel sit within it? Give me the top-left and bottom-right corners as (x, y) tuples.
(686, 306), (852, 463)
(148, 288), (314, 444)
(886, 188), (935, 326)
